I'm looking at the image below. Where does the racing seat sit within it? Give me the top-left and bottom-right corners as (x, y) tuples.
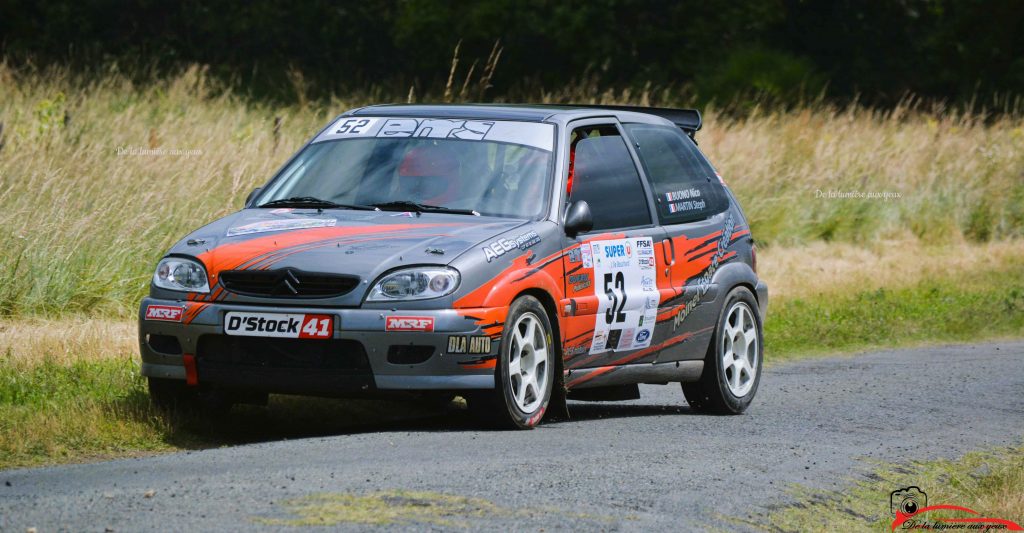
(396, 143), (462, 205)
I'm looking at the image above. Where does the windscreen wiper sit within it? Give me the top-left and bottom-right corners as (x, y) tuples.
(258, 196), (379, 211)
(370, 200), (480, 216)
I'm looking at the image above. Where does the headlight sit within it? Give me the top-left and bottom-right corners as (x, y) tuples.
(366, 267), (460, 301)
(153, 257), (210, 293)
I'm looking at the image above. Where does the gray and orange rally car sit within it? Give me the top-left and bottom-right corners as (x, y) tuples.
(139, 104), (767, 429)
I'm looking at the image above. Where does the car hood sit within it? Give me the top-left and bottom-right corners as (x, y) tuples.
(167, 208), (527, 293)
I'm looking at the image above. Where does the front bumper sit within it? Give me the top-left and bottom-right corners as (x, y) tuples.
(138, 297), (505, 395)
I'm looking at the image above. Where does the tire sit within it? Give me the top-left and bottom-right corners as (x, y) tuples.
(148, 377), (197, 412)
(466, 295), (555, 429)
(682, 286), (763, 414)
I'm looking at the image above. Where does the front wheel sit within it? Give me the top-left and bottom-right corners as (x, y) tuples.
(682, 286), (763, 414)
(467, 296), (554, 429)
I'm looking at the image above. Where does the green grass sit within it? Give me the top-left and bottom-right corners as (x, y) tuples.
(0, 356), (176, 466)
(0, 353), (447, 470)
(745, 444), (1024, 531)
(764, 260), (1024, 362)
(254, 490), (619, 528)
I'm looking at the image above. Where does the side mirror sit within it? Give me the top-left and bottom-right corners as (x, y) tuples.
(244, 187), (262, 208)
(564, 200), (594, 238)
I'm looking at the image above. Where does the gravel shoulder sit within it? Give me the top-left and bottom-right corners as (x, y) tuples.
(1, 341), (1022, 531)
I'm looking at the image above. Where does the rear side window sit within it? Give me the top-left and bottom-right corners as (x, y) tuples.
(625, 124), (728, 224)
(569, 126), (651, 231)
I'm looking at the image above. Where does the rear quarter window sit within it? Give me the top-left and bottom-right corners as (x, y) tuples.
(624, 124), (728, 224)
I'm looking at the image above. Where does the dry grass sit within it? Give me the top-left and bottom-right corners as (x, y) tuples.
(759, 239), (1024, 301)
(1, 64), (1023, 317)
(0, 318), (134, 369)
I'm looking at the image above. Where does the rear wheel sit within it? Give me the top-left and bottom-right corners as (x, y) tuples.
(682, 286), (763, 414)
(467, 296), (554, 429)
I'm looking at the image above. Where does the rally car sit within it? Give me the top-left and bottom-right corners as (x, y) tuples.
(139, 104), (767, 429)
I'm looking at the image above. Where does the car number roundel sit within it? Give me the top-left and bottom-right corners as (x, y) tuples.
(224, 311), (334, 339)
(588, 237), (657, 354)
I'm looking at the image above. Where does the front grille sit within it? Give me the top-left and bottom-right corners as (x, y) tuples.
(195, 335), (373, 395)
(197, 335), (369, 370)
(219, 269), (359, 298)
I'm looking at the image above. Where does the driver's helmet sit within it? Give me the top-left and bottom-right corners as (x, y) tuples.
(396, 143), (461, 205)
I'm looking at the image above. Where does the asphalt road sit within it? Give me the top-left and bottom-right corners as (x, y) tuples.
(2, 341), (1023, 531)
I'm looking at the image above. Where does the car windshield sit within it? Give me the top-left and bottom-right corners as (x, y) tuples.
(257, 117), (555, 218)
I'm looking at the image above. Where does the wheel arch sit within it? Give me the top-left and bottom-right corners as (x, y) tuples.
(513, 288), (562, 349)
(510, 287), (569, 419)
(710, 262), (761, 309)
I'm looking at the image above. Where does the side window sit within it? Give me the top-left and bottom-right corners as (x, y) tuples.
(568, 125), (652, 231)
(624, 124), (728, 224)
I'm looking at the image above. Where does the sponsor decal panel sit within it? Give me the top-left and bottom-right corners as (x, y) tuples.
(619, 328), (636, 349)
(385, 316), (435, 332)
(226, 218), (337, 237)
(567, 247), (582, 263)
(591, 330), (608, 352)
(447, 335), (493, 355)
(587, 237), (657, 354)
(224, 311), (333, 339)
(635, 329), (651, 344)
(569, 273), (592, 292)
(315, 117), (555, 152)
(564, 344), (589, 357)
(673, 214), (734, 330)
(145, 305), (184, 322)
(606, 329), (622, 351)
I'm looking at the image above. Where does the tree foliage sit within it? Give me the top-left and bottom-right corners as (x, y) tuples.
(1, 0), (1020, 104)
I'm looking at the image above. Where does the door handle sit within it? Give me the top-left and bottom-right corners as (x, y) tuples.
(662, 236), (675, 277)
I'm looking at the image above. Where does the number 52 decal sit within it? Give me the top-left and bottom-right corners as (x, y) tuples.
(603, 271), (627, 324)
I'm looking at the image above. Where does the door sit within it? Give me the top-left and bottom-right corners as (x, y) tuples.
(559, 122), (672, 370)
(622, 122), (734, 362)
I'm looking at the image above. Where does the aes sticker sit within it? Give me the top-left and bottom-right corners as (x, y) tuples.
(224, 312), (334, 339)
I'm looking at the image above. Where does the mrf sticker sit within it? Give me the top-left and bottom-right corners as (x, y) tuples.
(588, 237), (657, 354)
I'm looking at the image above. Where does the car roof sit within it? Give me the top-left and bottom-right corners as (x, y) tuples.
(347, 103), (681, 128)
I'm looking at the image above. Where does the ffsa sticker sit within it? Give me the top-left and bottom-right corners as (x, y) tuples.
(588, 237), (657, 354)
